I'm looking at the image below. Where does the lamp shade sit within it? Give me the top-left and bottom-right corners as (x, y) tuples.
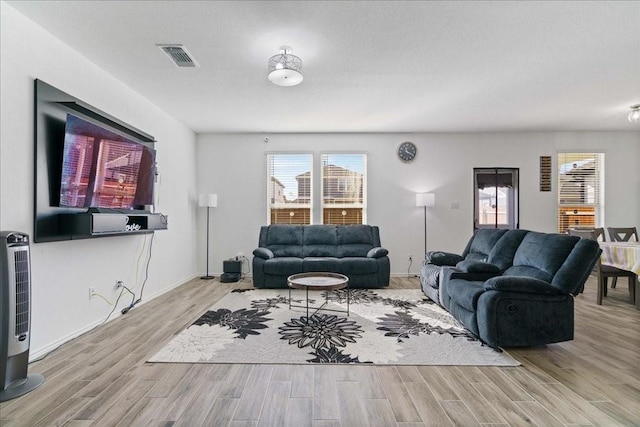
(416, 193), (435, 207)
(198, 193), (218, 208)
(268, 46), (303, 87)
(629, 104), (640, 123)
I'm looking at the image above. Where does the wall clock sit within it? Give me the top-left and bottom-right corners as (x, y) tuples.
(397, 141), (417, 162)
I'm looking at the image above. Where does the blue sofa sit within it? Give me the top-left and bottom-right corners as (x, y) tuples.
(438, 230), (601, 348)
(252, 224), (390, 288)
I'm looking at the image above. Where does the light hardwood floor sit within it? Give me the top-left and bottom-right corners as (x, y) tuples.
(1, 274), (639, 426)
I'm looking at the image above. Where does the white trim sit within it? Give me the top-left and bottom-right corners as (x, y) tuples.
(29, 274), (197, 362)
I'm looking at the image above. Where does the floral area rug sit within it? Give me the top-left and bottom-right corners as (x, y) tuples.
(148, 288), (519, 365)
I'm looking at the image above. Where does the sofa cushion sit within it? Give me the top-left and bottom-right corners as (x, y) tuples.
(552, 237), (601, 294)
(336, 225), (376, 257)
(265, 225), (304, 257)
(446, 279), (485, 312)
(338, 257), (379, 275)
(463, 229), (509, 261)
(265, 224), (304, 245)
(303, 225), (338, 245)
(487, 229), (529, 271)
(502, 265), (552, 283)
(338, 225), (376, 245)
(510, 232), (578, 278)
(263, 257), (303, 275)
(338, 244), (373, 258)
(303, 257), (340, 272)
(303, 244), (337, 257)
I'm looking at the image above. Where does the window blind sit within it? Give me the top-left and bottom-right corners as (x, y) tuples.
(557, 152), (604, 233)
(267, 153), (312, 224)
(321, 153), (366, 225)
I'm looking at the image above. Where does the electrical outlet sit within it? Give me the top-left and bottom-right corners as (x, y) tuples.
(116, 280), (124, 288)
(89, 287), (96, 299)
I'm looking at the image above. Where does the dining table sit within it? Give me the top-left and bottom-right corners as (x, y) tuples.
(599, 241), (640, 310)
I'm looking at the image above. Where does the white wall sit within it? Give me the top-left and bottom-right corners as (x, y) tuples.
(1, 3), (199, 357)
(197, 132), (640, 276)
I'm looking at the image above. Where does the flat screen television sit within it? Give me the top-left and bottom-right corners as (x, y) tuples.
(59, 113), (156, 210)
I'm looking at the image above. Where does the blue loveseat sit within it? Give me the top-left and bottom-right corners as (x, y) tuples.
(252, 224), (390, 288)
(437, 230), (601, 348)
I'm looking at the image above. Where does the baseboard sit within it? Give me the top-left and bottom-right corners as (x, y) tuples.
(390, 272), (420, 278)
(29, 273), (198, 362)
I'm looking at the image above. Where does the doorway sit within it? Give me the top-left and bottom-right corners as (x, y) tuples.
(474, 168), (519, 231)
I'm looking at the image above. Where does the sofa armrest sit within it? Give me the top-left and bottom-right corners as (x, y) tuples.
(253, 247), (274, 259)
(367, 247), (389, 258)
(426, 251), (464, 266)
(484, 276), (562, 295)
(441, 266), (500, 283)
(455, 260), (501, 274)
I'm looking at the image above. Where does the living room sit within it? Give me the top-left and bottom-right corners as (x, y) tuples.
(1, 1), (639, 425)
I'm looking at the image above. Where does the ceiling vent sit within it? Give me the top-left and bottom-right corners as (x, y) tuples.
(157, 44), (199, 68)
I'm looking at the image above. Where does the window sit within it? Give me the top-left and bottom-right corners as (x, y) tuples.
(267, 153), (312, 224)
(557, 152), (604, 233)
(474, 168), (519, 230)
(321, 154), (366, 225)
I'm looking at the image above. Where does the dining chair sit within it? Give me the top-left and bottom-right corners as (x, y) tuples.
(606, 227), (638, 289)
(568, 228), (636, 305)
(568, 227), (604, 241)
(607, 226), (639, 242)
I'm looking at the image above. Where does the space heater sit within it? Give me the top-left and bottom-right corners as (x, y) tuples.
(0, 231), (44, 401)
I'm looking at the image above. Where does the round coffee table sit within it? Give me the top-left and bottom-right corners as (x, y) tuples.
(287, 272), (350, 320)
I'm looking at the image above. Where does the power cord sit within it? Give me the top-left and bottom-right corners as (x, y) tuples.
(101, 286), (127, 324)
(119, 284), (137, 314)
(240, 255), (251, 280)
(122, 232), (155, 313)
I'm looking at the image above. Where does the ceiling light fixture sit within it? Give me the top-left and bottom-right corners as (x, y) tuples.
(268, 46), (303, 87)
(628, 104), (640, 123)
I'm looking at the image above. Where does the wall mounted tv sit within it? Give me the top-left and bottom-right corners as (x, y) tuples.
(59, 113), (156, 211)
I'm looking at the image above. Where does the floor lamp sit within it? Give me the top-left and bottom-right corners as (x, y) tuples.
(199, 194), (218, 280)
(416, 193), (435, 260)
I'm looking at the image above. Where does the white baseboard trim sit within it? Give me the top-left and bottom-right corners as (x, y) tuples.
(29, 273), (199, 363)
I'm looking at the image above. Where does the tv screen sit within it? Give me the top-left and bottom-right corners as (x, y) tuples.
(59, 114), (156, 210)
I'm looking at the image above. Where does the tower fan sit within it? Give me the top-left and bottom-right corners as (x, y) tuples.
(0, 231), (44, 401)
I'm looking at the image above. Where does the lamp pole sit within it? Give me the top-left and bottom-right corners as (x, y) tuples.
(416, 193), (435, 261)
(199, 194), (217, 280)
(423, 205), (427, 260)
(202, 206), (213, 279)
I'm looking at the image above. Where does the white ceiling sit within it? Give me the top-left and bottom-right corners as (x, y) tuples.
(7, 0), (640, 133)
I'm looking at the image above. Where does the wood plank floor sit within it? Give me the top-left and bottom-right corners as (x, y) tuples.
(1, 274), (639, 426)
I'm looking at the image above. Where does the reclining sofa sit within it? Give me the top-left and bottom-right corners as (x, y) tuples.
(252, 224), (390, 288)
(424, 229), (601, 348)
